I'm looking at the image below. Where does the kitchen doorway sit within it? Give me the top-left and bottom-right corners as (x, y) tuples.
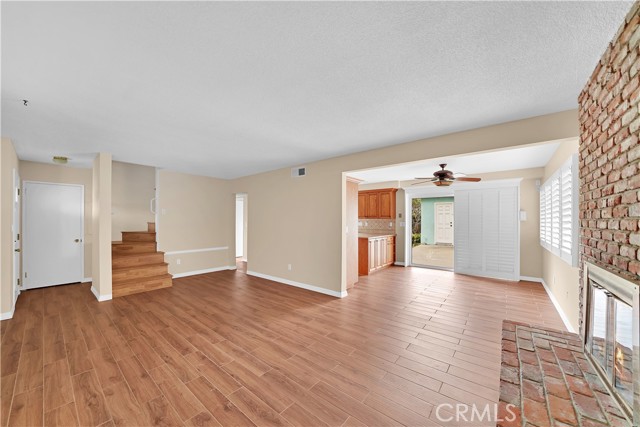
(411, 196), (454, 270)
(235, 193), (248, 272)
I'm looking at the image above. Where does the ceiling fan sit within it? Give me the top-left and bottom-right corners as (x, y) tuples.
(413, 163), (481, 186)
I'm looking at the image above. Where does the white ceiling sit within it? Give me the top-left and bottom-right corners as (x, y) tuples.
(1, 2), (632, 178)
(349, 141), (562, 184)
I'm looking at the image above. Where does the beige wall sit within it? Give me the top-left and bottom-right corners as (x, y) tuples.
(233, 110), (579, 294)
(112, 161), (155, 240)
(542, 138), (580, 331)
(157, 170), (235, 276)
(1, 138), (19, 317)
(92, 153), (112, 299)
(19, 160), (93, 278)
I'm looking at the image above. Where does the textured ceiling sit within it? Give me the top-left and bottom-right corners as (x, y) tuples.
(1, 1), (632, 178)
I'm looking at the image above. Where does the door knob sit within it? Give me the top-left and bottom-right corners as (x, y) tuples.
(74, 239), (80, 243)
(14, 248), (20, 253)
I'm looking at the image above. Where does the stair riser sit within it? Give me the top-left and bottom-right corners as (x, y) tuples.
(112, 243), (157, 254)
(113, 277), (172, 298)
(122, 232), (156, 242)
(113, 264), (168, 281)
(112, 253), (165, 268)
(147, 222), (156, 232)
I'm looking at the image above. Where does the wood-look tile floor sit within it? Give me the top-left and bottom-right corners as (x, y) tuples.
(1, 267), (566, 427)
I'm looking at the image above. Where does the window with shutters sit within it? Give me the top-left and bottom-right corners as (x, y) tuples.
(539, 154), (578, 266)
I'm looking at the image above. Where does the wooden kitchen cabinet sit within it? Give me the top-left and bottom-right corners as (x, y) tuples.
(358, 188), (397, 219)
(358, 235), (395, 275)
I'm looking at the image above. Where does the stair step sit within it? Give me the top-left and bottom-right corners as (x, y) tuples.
(122, 231), (156, 242)
(113, 263), (169, 282)
(147, 222), (156, 233)
(112, 252), (166, 269)
(112, 241), (157, 254)
(112, 274), (172, 298)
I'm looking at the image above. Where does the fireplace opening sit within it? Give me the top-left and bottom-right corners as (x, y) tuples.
(584, 262), (639, 424)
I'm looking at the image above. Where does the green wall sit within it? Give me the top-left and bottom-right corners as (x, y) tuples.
(420, 197), (454, 245)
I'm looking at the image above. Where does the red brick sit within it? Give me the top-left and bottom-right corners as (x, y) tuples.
(522, 379), (545, 403)
(573, 392), (607, 423)
(548, 395), (577, 425)
(502, 351), (519, 368)
(501, 365), (520, 385)
(543, 376), (570, 399)
(536, 349), (556, 364)
(594, 391), (626, 419)
(521, 362), (543, 383)
(541, 362), (563, 379)
(497, 401), (521, 427)
(565, 375), (593, 397)
(519, 350), (538, 365)
(523, 398), (550, 427)
(502, 339), (517, 353)
(580, 418), (608, 427)
(553, 347), (575, 362)
(500, 380), (521, 406)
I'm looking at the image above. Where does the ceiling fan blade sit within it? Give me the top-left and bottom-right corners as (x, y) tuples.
(455, 177), (481, 182)
(411, 180), (433, 185)
(414, 177), (435, 180)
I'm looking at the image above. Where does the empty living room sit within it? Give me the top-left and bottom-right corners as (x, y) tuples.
(1, 2), (640, 426)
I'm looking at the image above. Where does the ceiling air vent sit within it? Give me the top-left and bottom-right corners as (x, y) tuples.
(291, 166), (306, 177)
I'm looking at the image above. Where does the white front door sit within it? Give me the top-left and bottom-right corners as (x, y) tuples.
(434, 202), (454, 244)
(235, 197), (244, 258)
(23, 182), (84, 289)
(12, 170), (21, 301)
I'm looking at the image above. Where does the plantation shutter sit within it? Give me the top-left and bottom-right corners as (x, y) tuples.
(454, 185), (520, 281)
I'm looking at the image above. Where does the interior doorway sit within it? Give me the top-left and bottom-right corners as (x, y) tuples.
(411, 196), (454, 270)
(12, 169), (21, 303)
(23, 182), (84, 289)
(235, 194), (248, 272)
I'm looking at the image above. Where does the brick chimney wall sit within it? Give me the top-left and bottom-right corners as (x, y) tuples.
(578, 2), (640, 336)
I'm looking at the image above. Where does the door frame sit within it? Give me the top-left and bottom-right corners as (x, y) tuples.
(434, 201), (454, 245)
(12, 169), (21, 304)
(22, 181), (85, 289)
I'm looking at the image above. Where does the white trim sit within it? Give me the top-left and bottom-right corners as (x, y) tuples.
(172, 266), (236, 278)
(520, 276), (543, 283)
(247, 270), (347, 298)
(394, 261), (407, 267)
(539, 279), (576, 333)
(165, 246), (228, 256)
(81, 277), (92, 283)
(1, 307), (15, 321)
(90, 286), (112, 302)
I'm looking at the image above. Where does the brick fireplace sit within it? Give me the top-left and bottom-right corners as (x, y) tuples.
(499, 3), (640, 426)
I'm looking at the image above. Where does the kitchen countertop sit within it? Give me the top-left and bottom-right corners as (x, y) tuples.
(358, 233), (396, 239)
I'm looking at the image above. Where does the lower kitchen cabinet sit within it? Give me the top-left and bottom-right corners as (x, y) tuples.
(358, 235), (395, 276)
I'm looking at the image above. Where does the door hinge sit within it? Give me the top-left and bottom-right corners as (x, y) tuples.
(17, 188), (20, 196)
(17, 278), (20, 286)
(16, 233), (20, 241)
(24, 272), (27, 278)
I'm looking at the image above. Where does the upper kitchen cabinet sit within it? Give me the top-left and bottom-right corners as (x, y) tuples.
(358, 188), (397, 219)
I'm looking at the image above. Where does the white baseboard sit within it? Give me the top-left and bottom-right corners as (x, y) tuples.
(90, 286), (112, 302)
(0, 307), (15, 321)
(172, 266), (236, 279)
(246, 270), (347, 298)
(520, 276), (543, 283)
(539, 279), (576, 333)
(394, 261), (407, 267)
(81, 277), (92, 283)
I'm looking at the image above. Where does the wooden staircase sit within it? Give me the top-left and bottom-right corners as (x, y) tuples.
(111, 222), (172, 297)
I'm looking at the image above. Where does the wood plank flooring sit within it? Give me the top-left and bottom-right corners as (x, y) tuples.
(1, 266), (566, 426)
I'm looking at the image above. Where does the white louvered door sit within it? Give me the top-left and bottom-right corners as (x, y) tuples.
(454, 185), (520, 281)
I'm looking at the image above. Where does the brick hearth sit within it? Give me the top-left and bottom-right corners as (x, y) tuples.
(498, 321), (628, 427)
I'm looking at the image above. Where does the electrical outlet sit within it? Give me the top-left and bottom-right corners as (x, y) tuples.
(177, 258), (181, 265)
(287, 264), (292, 271)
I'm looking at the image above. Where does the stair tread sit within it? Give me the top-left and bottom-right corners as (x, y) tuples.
(113, 273), (172, 285)
(122, 231), (156, 234)
(113, 262), (168, 271)
(112, 251), (165, 258)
